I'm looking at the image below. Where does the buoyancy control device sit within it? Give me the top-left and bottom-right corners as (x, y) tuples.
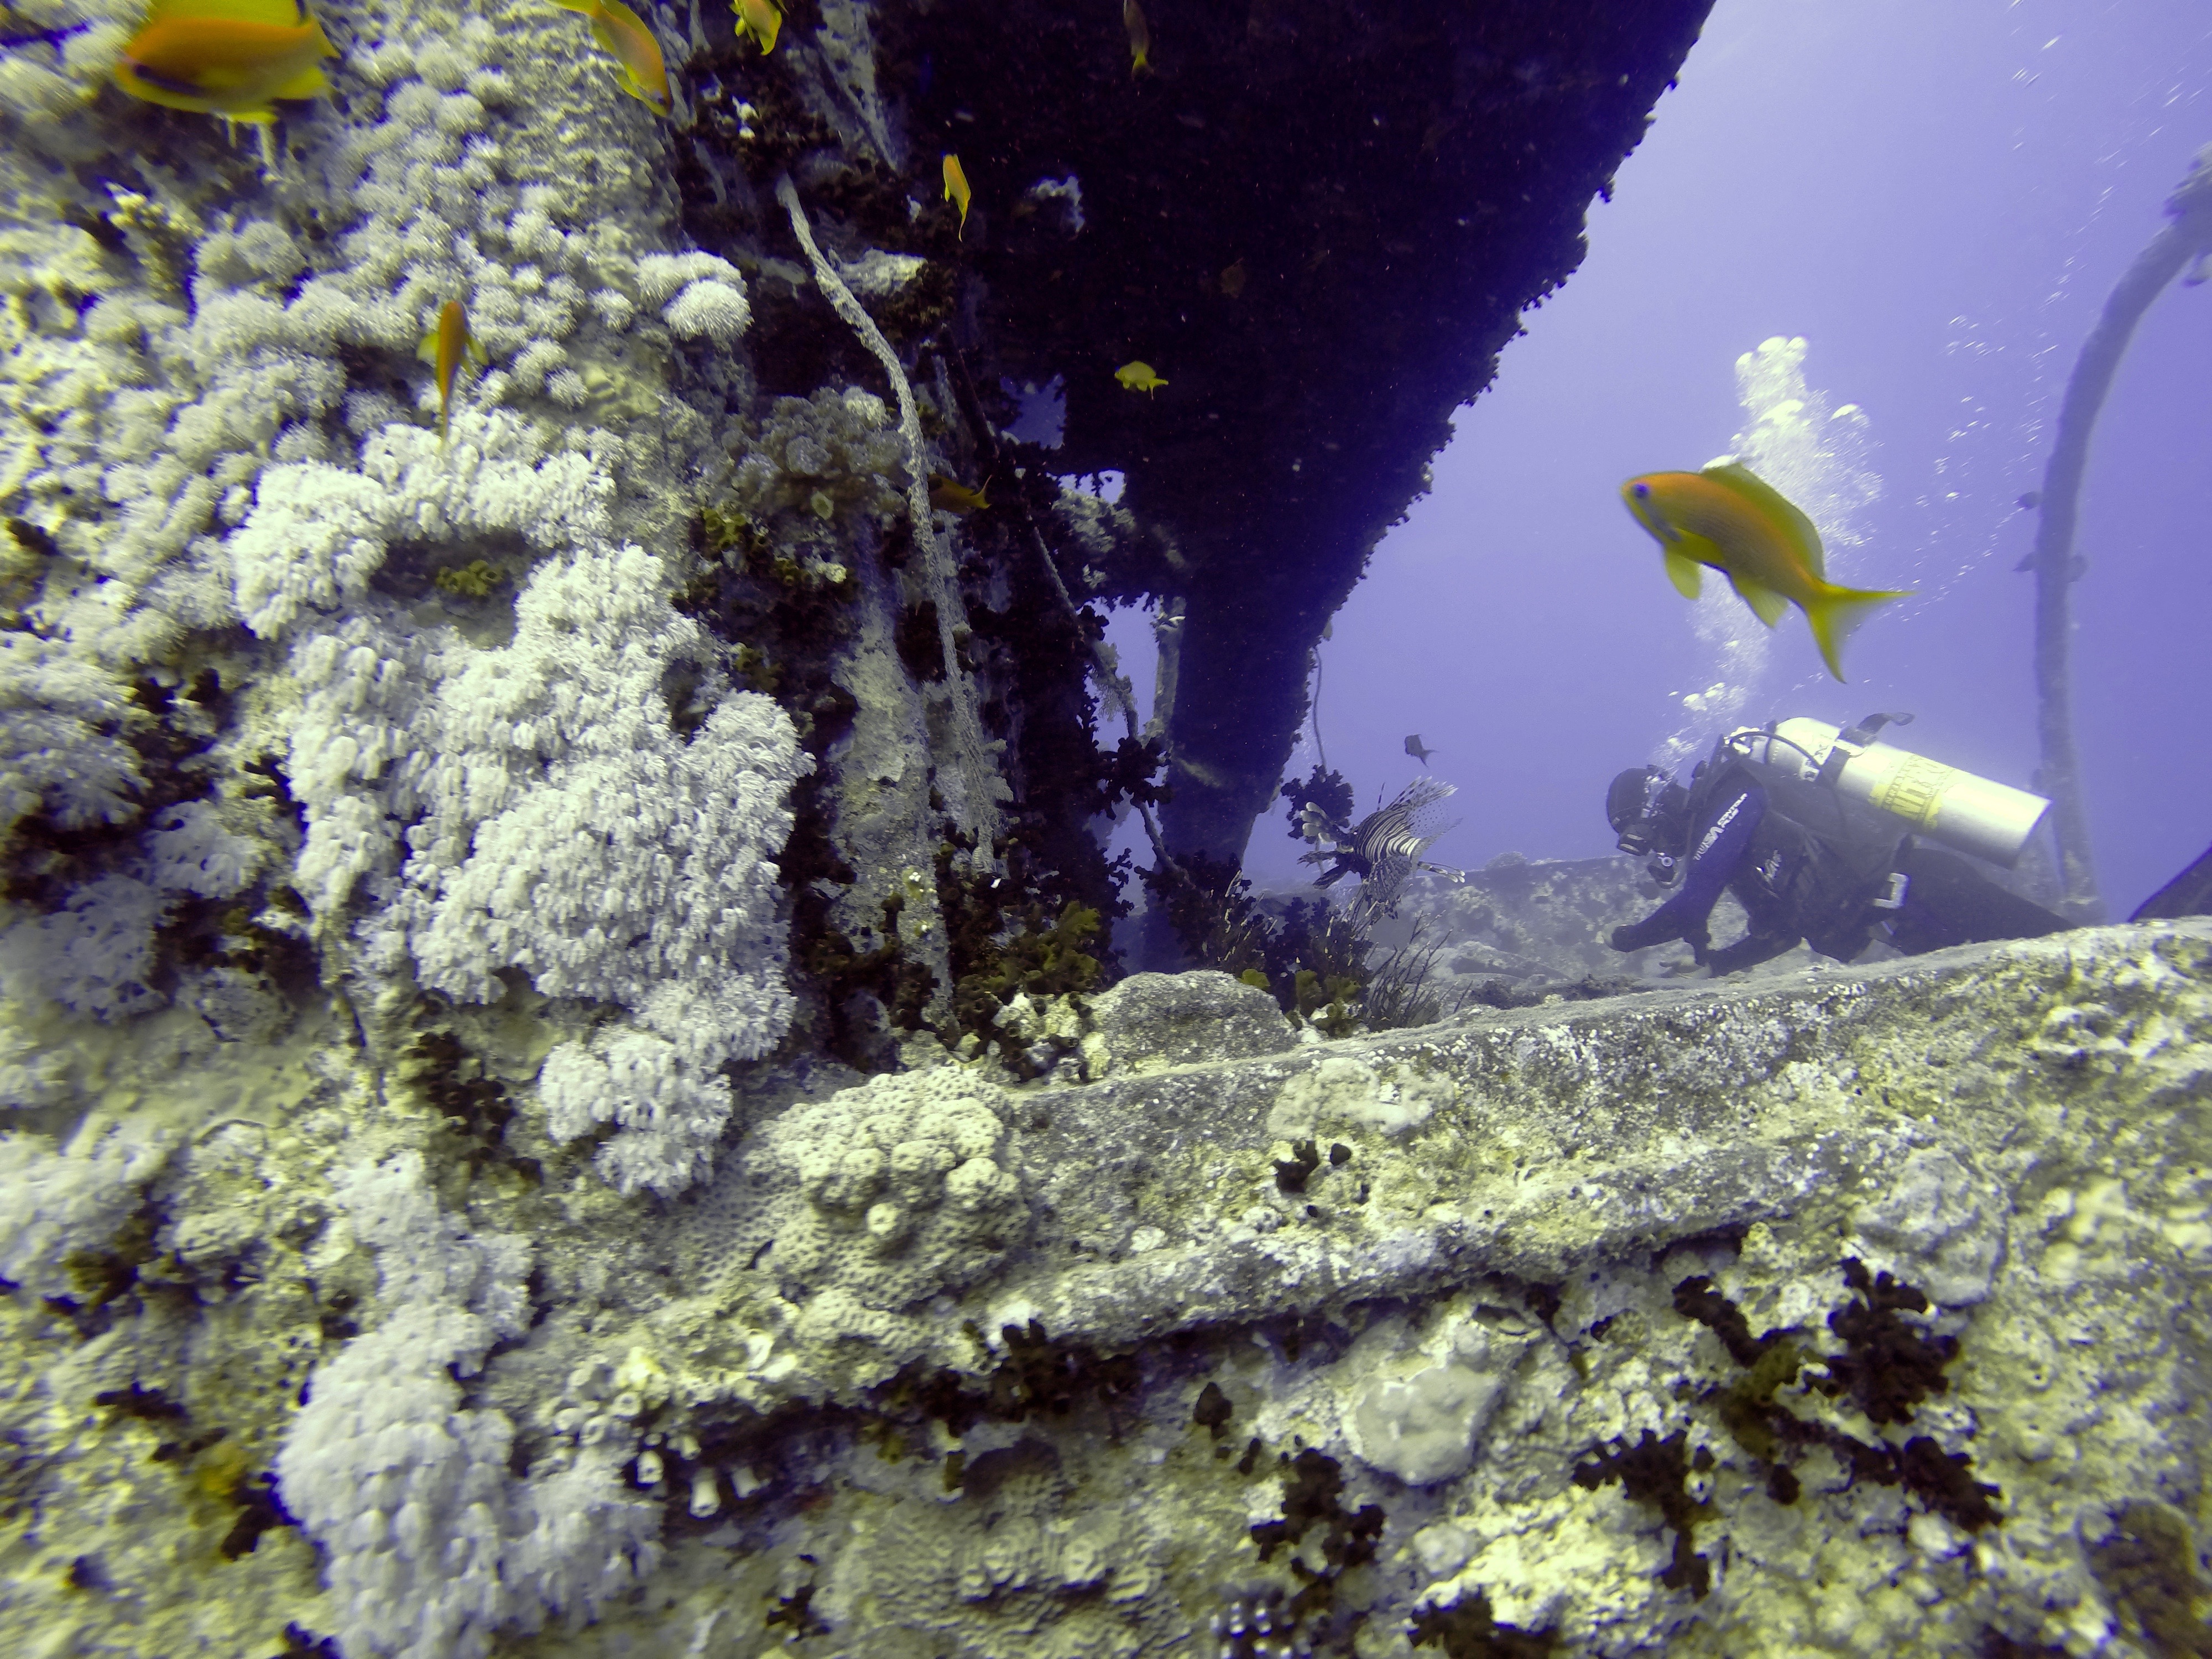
(1724, 714), (2051, 868)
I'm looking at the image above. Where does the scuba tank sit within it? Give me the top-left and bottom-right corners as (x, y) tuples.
(1725, 714), (2051, 868)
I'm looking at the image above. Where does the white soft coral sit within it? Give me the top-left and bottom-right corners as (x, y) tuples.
(230, 411), (613, 637)
(275, 1154), (658, 1659)
(286, 544), (807, 1196)
(0, 634), (145, 836)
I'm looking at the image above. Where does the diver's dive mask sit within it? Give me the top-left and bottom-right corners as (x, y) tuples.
(1605, 766), (1686, 875)
(1615, 817), (1663, 857)
(1606, 767), (1670, 851)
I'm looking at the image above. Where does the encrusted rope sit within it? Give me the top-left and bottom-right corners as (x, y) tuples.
(775, 174), (1005, 840)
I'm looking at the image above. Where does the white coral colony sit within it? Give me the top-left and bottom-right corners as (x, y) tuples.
(0, 11), (806, 1652)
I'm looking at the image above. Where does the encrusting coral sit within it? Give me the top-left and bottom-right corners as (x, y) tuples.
(274, 1152), (660, 1659)
(0, 0), (865, 1647)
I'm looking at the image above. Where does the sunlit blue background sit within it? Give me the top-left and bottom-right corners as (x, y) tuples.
(1101, 0), (2212, 920)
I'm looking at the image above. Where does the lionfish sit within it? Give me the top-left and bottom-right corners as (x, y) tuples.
(1298, 777), (1465, 910)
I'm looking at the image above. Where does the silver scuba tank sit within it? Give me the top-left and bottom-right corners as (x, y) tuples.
(1727, 716), (2051, 868)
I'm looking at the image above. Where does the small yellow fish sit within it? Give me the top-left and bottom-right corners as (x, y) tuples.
(928, 474), (993, 515)
(112, 0), (336, 125)
(418, 299), (489, 445)
(1115, 360), (1166, 395)
(1620, 461), (1913, 682)
(732, 0), (781, 54)
(1123, 0), (1150, 75)
(552, 0), (671, 116)
(942, 153), (971, 239)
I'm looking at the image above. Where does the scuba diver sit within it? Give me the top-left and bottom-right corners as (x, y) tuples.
(1604, 716), (2074, 975)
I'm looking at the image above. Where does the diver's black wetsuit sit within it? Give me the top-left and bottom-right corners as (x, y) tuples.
(1610, 754), (2070, 974)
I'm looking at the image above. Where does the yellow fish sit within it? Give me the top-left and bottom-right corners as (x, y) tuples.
(1620, 461), (1912, 682)
(552, 0), (671, 116)
(927, 474), (993, 515)
(942, 153), (971, 239)
(112, 0), (336, 125)
(418, 299), (488, 445)
(1123, 0), (1150, 75)
(1115, 360), (1166, 395)
(732, 0), (781, 54)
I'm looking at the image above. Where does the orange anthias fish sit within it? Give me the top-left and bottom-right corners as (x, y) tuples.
(732, 0), (781, 54)
(942, 153), (971, 238)
(553, 0), (671, 116)
(1114, 359), (1166, 395)
(927, 473), (992, 515)
(112, 0), (336, 124)
(1620, 460), (1913, 682)
(1123, 0), (1150, 75)
(418, 299), (488, 445)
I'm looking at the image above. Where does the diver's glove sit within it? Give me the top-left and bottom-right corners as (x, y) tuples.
(1608, 914), (1677, 953)
(1703, 930), (1797, 977)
